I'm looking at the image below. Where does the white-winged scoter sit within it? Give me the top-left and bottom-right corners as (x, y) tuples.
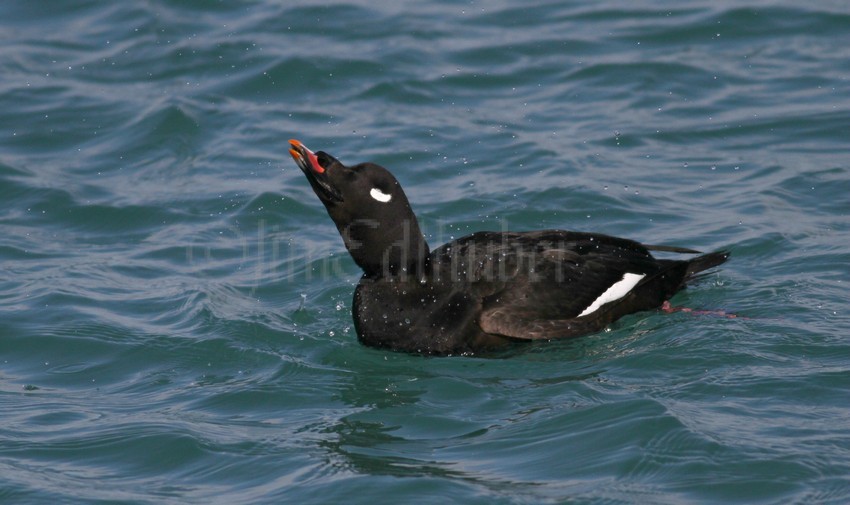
(288, 139), (729, 355)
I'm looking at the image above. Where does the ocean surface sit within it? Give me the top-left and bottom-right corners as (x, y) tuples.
(2, 1), (849, 503)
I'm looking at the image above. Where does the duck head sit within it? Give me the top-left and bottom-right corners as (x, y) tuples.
(289, 139), (429, 277)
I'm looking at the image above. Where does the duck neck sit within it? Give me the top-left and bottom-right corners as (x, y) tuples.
(340, 217), (430, 279)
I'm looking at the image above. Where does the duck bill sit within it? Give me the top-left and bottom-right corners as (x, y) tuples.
(288, 139), (343, 203)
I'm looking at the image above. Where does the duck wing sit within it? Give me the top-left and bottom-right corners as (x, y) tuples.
(441, 230), (693, 340)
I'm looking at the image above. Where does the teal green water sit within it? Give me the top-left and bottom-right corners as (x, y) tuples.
(2, 1), (849, 503)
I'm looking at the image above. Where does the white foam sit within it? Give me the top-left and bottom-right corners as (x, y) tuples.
(577, 272), (646, 317)
(370, 187), (392, 202)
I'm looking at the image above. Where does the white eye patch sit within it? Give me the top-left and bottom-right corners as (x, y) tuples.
(370, 187), (392, 203)
(577, 272), (646, 317)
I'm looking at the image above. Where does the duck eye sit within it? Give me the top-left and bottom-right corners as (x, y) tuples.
(369, 187), (392, 203)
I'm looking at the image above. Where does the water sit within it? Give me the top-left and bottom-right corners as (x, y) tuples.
(2, 1), (849, 503)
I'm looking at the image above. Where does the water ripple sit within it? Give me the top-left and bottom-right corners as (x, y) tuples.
(2, 1), (850, 503)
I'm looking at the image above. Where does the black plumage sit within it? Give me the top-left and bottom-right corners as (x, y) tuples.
(289, 139), (729, 355)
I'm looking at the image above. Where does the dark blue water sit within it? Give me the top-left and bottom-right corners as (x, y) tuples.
(2, 1), (849, 503)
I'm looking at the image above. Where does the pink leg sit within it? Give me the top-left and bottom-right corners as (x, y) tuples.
(661, 300), (738, 319)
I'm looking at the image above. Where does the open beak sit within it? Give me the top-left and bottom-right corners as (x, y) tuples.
(289, 139), (325, 174)
(289, 139), (343, 203)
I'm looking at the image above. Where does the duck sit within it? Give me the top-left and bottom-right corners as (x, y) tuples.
(288, 139), (729, 355)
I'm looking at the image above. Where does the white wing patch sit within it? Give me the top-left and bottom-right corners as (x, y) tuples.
(370, 187), (392, 203)
(578, 272), (646, 317)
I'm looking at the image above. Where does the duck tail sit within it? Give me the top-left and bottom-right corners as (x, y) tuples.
(685, 250), (730, 278)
